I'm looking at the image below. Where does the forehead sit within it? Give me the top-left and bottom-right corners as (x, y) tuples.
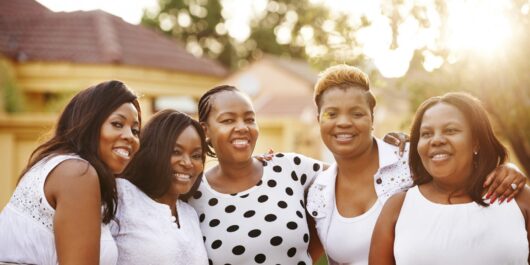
(175, 125), (201, 145)
(210, 91), (254, 114)
(421, 102), (467, 126)
(109, 103), (139, 121)
(320, 86), (369, 107)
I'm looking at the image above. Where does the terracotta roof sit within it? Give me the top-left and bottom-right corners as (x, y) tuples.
(0, 0), (51, 17)
(254, 94), (316, 118)
(0, 1), (227, 77)
(266, 55), (318, 85)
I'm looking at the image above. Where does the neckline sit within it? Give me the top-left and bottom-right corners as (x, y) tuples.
(414, 185), (476, 207)
(202, 163), (268, 198)
(333, 198), (382, 222)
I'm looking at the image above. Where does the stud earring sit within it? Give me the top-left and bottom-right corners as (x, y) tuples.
(473, 151), (478, 155)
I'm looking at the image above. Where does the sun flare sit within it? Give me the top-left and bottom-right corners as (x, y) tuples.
(444, 0), (515, 58)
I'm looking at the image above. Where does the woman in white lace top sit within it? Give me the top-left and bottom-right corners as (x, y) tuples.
(111, 109), (208, 265)
(0, 80), (141, 265)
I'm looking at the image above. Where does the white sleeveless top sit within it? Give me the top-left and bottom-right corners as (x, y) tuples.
(394, 186), (528, 265)
(325, 199), (383, 265)
(110, 179), (208, 265)
(0, 154), (118, 265)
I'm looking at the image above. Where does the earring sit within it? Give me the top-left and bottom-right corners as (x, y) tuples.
(473, 150), (478, 155)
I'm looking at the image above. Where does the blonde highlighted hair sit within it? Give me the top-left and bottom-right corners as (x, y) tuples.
(314, 64), (375, 115)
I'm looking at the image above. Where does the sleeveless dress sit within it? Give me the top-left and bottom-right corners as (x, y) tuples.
(0, 154), (118, 265)
(394, 186), (528, 265)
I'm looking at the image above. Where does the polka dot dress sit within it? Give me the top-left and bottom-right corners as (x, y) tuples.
(187, 153), (323, 265)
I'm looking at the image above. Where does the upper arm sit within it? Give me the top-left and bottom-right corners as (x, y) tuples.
(514, 185), (530, 262)
(45, 159), (102, 265)
(306, 214), (324, 263)
(369, 192), (407, 265)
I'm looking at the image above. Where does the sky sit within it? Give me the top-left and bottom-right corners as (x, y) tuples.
(35, 0), (521, 78)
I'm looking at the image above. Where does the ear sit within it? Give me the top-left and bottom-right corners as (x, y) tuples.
(473, 142), (480, 155)
(316, 113), (320, 123)
(200, 122), (209, 136)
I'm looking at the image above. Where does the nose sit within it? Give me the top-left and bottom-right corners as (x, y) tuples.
(121, 127), (135, 142)
(431, 132), (446, 146)
(179, 155), (193, 169)
(234, 120), (249, 133)
(337, 114), (352, 127)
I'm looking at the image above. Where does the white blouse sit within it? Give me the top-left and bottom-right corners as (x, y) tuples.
(306, 138), (413, 265)
(0, 154), (118, 265)
(111, 178), (208, 265)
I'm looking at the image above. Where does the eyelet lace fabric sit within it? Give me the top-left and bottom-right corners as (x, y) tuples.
(9, 156), (73, 231)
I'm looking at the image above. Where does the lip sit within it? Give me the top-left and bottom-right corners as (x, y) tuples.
(112, 146), (132, 160)
(332, 133), (355, 143)
(172, 172), (193, 183)
(428, 150), (452, 161)
(231, 138), (250, 149)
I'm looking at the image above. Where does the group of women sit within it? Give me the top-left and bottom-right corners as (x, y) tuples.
(0, 64), (527, 265)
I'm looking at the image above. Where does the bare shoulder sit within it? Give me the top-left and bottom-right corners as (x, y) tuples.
(48, 159), (98, 184)
(45, 159), (100, 207)
(380, 191), (408, 220)
(384, 191), (407, 209)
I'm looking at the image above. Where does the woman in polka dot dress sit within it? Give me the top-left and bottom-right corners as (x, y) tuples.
(187, 85), (325, 265)
(306, 64), (527, 265)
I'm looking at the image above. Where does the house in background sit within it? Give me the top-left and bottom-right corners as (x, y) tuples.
(0, 0), (227, 206)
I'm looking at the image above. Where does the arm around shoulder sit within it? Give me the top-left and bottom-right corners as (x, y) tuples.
(45, 159), (102, 265)
(368, 191), (407, 265)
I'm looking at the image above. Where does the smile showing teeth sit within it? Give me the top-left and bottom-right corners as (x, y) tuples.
(335, 134), (353, 141)
(232, 139), (249, 148)
(113, 148), (130, 159)
(173, 173), (191, 182)
(431, 153), (450, 161)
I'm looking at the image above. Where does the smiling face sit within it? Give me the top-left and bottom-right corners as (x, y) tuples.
(98, 102), (140, 174)
(318, 86), (374, 160)
(203, 91), (258, 163)
(161, 125), (205, 199)
(417, 102), (475, 183)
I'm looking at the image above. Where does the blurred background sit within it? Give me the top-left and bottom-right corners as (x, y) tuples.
(0, 2), (528, 260)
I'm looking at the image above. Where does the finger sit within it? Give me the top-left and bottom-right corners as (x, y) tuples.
(399, 140), (406, 157)
(491, 172), (518, 204)
(507, 182), (526, 203)
(483, 168), (497, 189)
(486, 169), (504, 201)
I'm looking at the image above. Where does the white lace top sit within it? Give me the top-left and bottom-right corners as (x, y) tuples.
(0, 154), (118, 265)
(110, 178), (208, 265)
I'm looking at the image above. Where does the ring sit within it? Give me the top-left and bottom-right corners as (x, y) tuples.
(511, 183), (517, 190)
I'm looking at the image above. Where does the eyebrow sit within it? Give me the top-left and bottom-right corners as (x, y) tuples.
(218, 111), (255, 116)
(114, 113), (139, 126)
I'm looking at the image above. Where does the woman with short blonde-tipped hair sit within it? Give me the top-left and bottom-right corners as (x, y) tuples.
(307, 65), (527, 265)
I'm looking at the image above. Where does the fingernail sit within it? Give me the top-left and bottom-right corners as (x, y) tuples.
(485, 192), (492, 199)
(489, 195), (497, 204)
(498, 196), (505, 204)
(507, 197), (513, 203)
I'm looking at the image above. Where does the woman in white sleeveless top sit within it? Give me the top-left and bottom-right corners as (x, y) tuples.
(111, 110), (208, 265)
(306, 65), (526, 265)
(0, 80), (141, 265)
(370, 92), (530, 264)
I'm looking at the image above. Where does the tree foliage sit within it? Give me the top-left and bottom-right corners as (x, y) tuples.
(142, 0), (529, 174)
